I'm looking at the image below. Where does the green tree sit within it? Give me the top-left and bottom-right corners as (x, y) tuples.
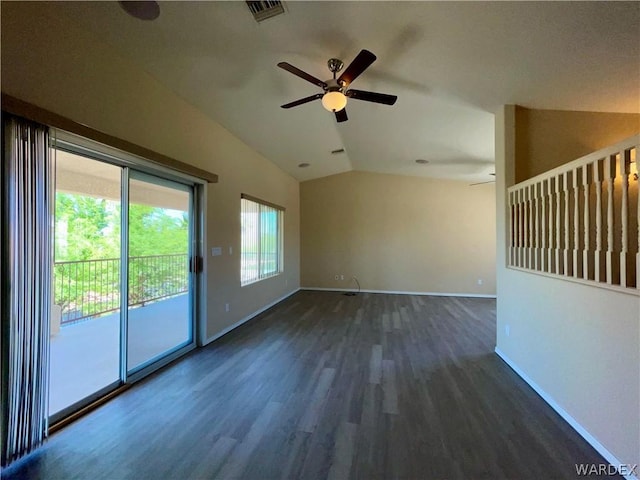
(128, 204), (188, 257)
(54, 193), (189, 320)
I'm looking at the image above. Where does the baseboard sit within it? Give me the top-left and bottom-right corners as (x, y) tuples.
(495, 348), (638, 480)
(202, 288), (300, 346)
(301, 287), (496, 299)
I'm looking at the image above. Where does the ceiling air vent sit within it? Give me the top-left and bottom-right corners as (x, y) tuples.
(246, 1), (285, 22)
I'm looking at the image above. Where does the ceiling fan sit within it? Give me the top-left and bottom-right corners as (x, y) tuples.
(470, 173), (496, 186)
(278, 49), (397, 123)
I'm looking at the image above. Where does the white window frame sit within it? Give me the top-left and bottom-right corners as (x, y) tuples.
(240, 194), (284, 286)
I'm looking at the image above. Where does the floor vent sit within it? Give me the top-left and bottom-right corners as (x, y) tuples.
(246, 1), (285, 22)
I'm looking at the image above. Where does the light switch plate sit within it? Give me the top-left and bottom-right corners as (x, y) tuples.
(211, 247), (222, 256)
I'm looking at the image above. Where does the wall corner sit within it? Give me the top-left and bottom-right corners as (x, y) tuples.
(495, 105), (516, 350)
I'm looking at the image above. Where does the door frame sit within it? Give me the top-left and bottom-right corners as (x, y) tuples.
(49, 129), (207, 421)
(124, 168), (196, 381)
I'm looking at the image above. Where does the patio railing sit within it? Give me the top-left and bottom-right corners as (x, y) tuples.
(54, 253), (188, 325)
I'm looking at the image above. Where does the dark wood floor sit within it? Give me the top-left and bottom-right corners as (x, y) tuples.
(4, 291), (614, 479)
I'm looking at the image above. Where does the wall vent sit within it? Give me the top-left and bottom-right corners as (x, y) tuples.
(246, 1), (285, 22)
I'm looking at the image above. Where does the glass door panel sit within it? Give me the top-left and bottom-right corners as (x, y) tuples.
(50, 137), (199, 422)
(126, 173), (192, 372)
(50, 150), (122, 416)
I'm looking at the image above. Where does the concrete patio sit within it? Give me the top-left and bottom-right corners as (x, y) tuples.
(49, 294), (190, 415)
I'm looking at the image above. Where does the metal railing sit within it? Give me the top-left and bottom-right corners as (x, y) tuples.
(54, 253), (188, 325)
(240, 252), (280, 285)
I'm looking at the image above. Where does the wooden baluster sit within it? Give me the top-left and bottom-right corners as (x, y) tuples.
(521, 188), (526, 268)
(517, 188), (522, 268)
(605, 154), (617, 285)
(513, 189), (521, 267)
(533, 183), (540, 270)
(512, 190), (518, 267)
(524, 185), (529, 269)
(620, 149), (630, 287)
(594, 159), (604, 282)
(563, 172), (570, 276)
(519, 188), (524, 268)
(573, 168), (580, 278)
(632, 145), (640, 290)
(582, 163), (592, 280)
(556, 175), (561, 274)
(555, 175), (562, 275)
(540, 180), (548, 272)
(508, 190), (514, 266)
(548, 178), (554, 273)
(522, 187), (529, 268)
(512, 189), (516, 267)
(528, 184), (534, 269)
(636, 147), (640, 291)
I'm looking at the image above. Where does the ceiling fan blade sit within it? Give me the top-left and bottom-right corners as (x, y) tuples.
(335, 109), (348, 123)
(277, 62), (327, 89)
(281, 93), (323, 109)
(470, 180), (496, 186)
(338, 49), (376, 86)
(346, 89), (397, 105)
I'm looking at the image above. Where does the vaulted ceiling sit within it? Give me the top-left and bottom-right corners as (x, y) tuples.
(50, 1), (639, 183)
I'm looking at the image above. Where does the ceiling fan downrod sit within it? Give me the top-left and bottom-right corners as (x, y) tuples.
(327, 58), (344, 79)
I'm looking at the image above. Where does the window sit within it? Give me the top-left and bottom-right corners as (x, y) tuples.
(241, 194), (284, 285)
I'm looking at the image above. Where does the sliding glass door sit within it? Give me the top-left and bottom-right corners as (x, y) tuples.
(126, 172), (192, 372)
(50, 151), (122, 416)
(49, 144), (198, 420)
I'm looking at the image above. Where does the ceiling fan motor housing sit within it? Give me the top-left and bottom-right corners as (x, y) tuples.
(327, 58), (344, 75)
(324, 79), (343, 93)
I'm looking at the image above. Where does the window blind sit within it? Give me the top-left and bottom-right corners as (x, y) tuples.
(240, 195), (283, 285)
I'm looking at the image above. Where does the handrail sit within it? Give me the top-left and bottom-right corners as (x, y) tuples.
(507, 135), (639, 293)
(55, 254), (185, 265)
(508, 135), (639, 190)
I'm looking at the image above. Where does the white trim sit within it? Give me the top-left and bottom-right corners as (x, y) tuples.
(301, 287), (496, 299)
(507, 265), (640, 297)
(495, 348), (638, 480)
(202, 288), (300, 346)
(53, 129), (208, 186)
(196, 184), (208, 347)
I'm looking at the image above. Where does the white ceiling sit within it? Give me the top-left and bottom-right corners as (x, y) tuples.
(52, 1), (639, 183)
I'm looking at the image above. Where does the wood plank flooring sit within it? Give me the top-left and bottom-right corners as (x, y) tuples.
(3, 291), (616, 479)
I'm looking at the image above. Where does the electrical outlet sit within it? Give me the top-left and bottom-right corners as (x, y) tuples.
(229, 246), (233, 255)
(340, 274), (344, 280)
(225, 303), (230, 312)
(477, 278), (483, 285)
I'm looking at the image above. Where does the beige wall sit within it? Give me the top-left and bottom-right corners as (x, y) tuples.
(301, 171), (496, 295)
(514, 106), (640, 183)
(1, 2), (300, 342)
(496, 106), (640, 467)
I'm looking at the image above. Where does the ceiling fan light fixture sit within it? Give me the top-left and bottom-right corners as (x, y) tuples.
(321, 91), (347, 112)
